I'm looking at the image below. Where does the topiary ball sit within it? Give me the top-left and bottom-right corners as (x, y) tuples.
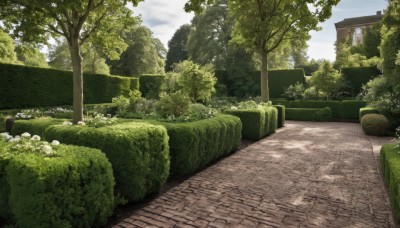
(361, 114), (389, 136)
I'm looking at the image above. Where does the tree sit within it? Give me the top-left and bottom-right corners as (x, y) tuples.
(187, 0), (231, 69)
(15, 45), (49, 68)
(165, 24), (192, 72)
(176, 61), (217, 102)
(381, 0), (400, 84)
(334, 39), (380, 70)
(0, 29), (18, 64)
(109, 25), (165, 77)
(309, 61), (344, 100)
(49, 40), (110, 74)
(1, 0), (141, 123)
(227, 0), (339, 101)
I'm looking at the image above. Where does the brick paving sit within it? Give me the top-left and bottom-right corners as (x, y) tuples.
(113, 121), (396, 227)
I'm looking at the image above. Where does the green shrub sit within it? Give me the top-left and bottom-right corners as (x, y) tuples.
(11, 118), (66, 137)
(0, 142), (114, 227)
(264, 107), (278, 135)
(361, 114), (389, 136)
(273, 105), (285, 128)
(155, 91), (191, 118)
(0, 63), (138, 109)
(147, 115), (241, 175)
(225, 107), (277, 140)
(289, 100), (341, 118)
(139, 74), (165, 99)
(341, 66), (380, 95)
(225, 109), (265, 140)
(359, 107), (380, 121)
(340, 100), (367, 119)
(380, 144), (400, 218)
(286, 107), (332, 122)
(44, 122), (169, 202)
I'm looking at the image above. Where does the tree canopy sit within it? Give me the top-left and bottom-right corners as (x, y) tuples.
(109, 25), (165, 77)
(0, 29), (18, 64)
(0, 0), (142, 123)
(165, 24), (192, 72)
(186, 0), (339, 101)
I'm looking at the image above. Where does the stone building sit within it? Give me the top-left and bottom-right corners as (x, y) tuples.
(335, 11), (383, 45)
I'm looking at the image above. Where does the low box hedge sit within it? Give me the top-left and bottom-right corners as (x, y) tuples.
(273, 105), (285, 128)
(289, 100), (341, 118)
(340, 100), (367, 119)
(11, 118), (66, 137)
(380, 144), (400, 218)
(225, 107), (277, 140)
(286, 107), (332, 122)
(271, 99), (290, 107)
(359, 107), (380, 121)
(44, 122), (169, 202)
(148, 115), (241, 175)
(225, 109), (265, 140)
(0, 141), (114, 227)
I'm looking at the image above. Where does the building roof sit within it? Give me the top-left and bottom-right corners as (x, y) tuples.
(335, 12), (383, 29)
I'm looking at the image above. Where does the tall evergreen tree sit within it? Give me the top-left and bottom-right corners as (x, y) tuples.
(165, 24), (192, 72)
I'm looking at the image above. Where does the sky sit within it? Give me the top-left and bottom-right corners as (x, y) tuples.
(134, 0), (388, 62)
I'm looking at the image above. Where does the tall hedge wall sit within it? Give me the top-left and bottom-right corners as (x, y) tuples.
(214, 69), (305, 98)
(341, 66), (380, 95)
(148, 115), (242, 175)
(139, 74), (165, 99)
(0, 63), (139, 109)
(44, 122), (169, 202)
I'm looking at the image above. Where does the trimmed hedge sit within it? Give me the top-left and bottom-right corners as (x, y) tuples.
(289, 100), (341, 118)
(225, 107), (277, 140)
(0, 143), (114, 227)
(0, 63), (139, 109)
(45, 122), (169, 202)
(361, 114), (389, 136)
(148, 115), (241, 175)
(271, 98), (290, 107)
(214, 69), (305, 98)
(340, 100), (367, 119)
(11, 118), (66, 137)
(380, 144), (400, 218)
(286, 107), (332, 122)
(273, 105), (285, 128)
(360, 107), (380, 121)
(341, 66), (380, 95)
(139, 74), (165, 99)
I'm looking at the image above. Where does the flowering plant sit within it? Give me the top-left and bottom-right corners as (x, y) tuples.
(14, 109), (42, 119)
(0, 132), (60, 156)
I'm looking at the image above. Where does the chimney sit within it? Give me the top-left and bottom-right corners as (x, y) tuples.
(377, 11), (382, 16)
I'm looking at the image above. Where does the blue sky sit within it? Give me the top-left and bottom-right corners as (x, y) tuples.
(135, 0), (388, 61)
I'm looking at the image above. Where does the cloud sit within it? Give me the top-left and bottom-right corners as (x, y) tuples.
(133, 0), (194, 49)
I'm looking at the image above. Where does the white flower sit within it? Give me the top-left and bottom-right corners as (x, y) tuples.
(43, 142), (49, 145)
(62, 121), (72, 126)
(42, 145), (53, 154)
(9, 138), (20, 143)
(230, 106), (238, 110)
(77, 121), (86, 125)
(51, 140), (60, 146)
(21, 132), (31, 138)
(31, 135), (41, 141)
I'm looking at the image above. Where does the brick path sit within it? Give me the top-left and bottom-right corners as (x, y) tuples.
(113, 121), (396, 227)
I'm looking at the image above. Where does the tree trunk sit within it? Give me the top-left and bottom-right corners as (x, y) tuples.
(69, 38), (84, 124)
(260, 46), (269, 102)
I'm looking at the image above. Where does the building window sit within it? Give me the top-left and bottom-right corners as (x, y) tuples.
(353, 27), (363, 45)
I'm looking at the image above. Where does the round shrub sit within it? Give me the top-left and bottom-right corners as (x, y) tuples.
(361, 114), (389, 136)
